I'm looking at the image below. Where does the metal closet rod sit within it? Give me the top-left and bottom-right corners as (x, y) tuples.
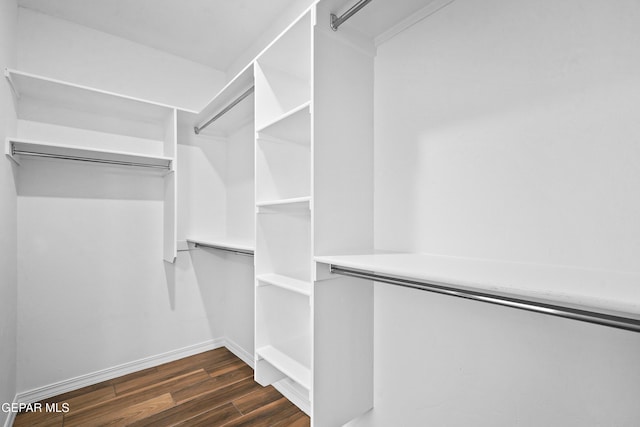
(194, 86), (255, 135)
(13, 150), (171, 170)
(330, 0), (373, 31)
(193, 242), (254, 257)
(330, 265), (640, 333)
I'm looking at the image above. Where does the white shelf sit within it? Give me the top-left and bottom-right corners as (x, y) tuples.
(186, 237), (255, 255)
(178, 64), (254, 137)
(315, 252), (640, 317)
(256, 345), (311, 390)
(257, 273), (312, 297)
(5, 69), (184, 139)
(256, 196), (311, 209)
(6, 138), (172, 171)
(256, 101), (310, 141)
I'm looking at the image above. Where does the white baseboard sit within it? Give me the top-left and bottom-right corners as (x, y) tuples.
(274, 378), (311, 416)
(14, 338), (225, 404)
(3, 405), (17, 427)
(223, 338), (254, 369)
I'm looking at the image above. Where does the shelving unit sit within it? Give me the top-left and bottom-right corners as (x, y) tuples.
(5, 68), (180, 262)
(253, 9), (314, 416)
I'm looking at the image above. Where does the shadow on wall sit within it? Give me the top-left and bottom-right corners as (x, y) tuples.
(187, 247), (231, 339)
(14, 156), (165, 200)
(189, 247), (255, 354)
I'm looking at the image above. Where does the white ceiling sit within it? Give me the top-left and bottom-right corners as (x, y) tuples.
(18, 0), (300, 71)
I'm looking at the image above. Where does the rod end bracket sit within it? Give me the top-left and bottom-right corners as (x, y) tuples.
(330, 13), (339, 31)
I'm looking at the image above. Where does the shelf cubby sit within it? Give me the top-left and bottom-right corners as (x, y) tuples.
(256, 345), (311, 391)
(254, 12), (311, 130)
(255, 284), (311, 390)
(256, 209), (311, 282)
(256, 103), (310, 205)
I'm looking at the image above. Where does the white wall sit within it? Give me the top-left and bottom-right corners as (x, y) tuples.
(0, 0), (18, 422)
(364, 0), (640, 425)
(15, 9), (230, 393)
(176, 122), (255, 360)
(374, 0), (640, 272)
(17, 8), (224, 112)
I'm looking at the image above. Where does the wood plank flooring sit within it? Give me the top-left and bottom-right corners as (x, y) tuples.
(13, 347), (310, 427)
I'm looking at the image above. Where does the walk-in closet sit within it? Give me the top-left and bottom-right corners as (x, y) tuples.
(1, 0), (640, 426)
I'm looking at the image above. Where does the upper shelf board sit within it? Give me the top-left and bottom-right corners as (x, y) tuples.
(178, 63), (255, 137)
(315, 252), (640, 319)
(5, 68), (187, 124)
(6, 138), (173, 170)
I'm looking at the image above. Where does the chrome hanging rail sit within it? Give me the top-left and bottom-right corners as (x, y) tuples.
(330, 0), (373, 31)
(330, 265), (640, 333)
(193, 242), (254, 257)
(194, 86), (255, 135)
(12, 149), (171, 170)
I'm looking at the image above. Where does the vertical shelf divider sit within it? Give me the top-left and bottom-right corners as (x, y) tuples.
(163, 108), (178, 263)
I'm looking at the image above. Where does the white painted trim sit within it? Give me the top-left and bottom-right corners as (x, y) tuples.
(375, 0), (456, 47)
(14, 338), (225, 404)
(274, 379), (311, 416)
(3, 400), (17, 427)
(224, 338), (255, 369)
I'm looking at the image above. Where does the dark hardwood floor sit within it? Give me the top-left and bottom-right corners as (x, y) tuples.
(13, 347), (310, 426)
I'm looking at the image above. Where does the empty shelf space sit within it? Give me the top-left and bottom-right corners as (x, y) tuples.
(6, 138), (172, 170)
(187, 237), (255, 255)
(256, 101), (310, 144)
(257, 273), (312, 297)
(256, 196), (311, 209)
(256, 345), (311, 391)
